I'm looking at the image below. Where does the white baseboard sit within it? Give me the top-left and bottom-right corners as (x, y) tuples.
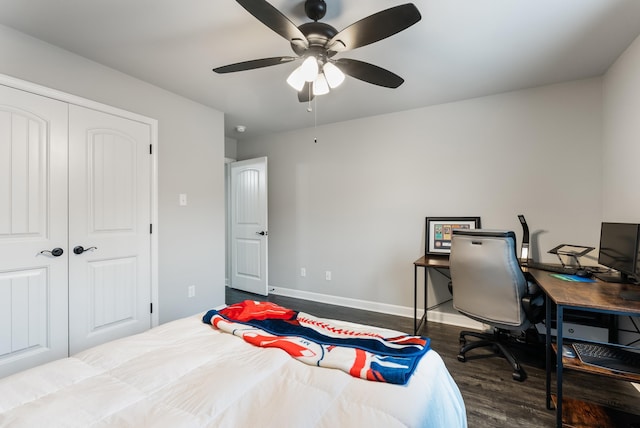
(269, 286), (484, 330)
(426, 309), (486, 330)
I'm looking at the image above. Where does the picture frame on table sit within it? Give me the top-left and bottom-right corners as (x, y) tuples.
(425, 217), (482, 255)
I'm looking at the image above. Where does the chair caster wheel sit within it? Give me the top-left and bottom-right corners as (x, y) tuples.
(512, 370), (526, 382)
(457, 354), (466, 362)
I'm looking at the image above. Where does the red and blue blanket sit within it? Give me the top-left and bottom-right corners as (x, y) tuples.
(203, 300), (430, 385)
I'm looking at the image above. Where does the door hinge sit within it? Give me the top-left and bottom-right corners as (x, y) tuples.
(150, 224), (152, 234)
(150, 302), (153, 313)
(149, 144), (152, 155)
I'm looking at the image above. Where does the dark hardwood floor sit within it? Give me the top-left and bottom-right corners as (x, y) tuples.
(226, 288), (640, 427)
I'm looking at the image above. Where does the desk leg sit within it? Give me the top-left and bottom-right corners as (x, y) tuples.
(545, 294), (552, 410)
(423, 267), (427, 330)
(556, 305), (564, 428)
(414, 265), (431, 335)
(414, 264), (418, 335)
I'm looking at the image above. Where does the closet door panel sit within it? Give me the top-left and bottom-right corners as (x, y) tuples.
(88, 257), (137, 330)
(68, 105), (151, 354)
(0, 270), (48, 351)
(0, 85), (69, 378)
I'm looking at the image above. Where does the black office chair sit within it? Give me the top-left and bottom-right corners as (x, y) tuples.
(449, 229), (544, 381)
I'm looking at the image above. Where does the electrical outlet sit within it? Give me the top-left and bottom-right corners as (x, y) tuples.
(325, 271), (331, 281)
(188, 285), (195, 298)
(300, 267), (306, 277)
(179, 193), (187, 206)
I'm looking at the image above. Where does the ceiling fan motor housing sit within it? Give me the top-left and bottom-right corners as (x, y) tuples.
(305, 0), (327, 21)
(292, 22), (338, 56)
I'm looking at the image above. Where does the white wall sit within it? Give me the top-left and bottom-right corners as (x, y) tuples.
(603, 34), (640, 221)
(602, 34), (640, 345)
(225, 137), (238, 160)
(238, 79), (603, 312)
(0, 25), (226, 323)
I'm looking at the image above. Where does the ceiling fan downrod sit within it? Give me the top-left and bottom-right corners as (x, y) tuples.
(305, 0), (327, 22)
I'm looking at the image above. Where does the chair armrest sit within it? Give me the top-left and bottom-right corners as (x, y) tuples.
(522, 286), (545, 323)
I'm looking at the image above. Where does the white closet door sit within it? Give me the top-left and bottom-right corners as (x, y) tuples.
(230, 157), (268, 296)
(0, 85), (69, 377)
(68, 105), (151, 354)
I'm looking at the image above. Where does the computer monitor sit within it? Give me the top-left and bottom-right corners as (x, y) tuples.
(596, 222), (640, 284)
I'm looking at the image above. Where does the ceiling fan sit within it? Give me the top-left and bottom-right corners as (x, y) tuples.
(213, 0), (422, 102)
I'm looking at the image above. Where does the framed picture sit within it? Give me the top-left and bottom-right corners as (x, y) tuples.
(425, 217), (481, 255)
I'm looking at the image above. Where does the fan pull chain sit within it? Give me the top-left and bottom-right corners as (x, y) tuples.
(305, 85), (317, 143)
(306, 84), (313, 112)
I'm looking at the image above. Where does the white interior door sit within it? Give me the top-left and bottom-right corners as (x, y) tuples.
(68, 105), (152, 354)
(230, 157), (268, 295)
(0, 85), (69, 377)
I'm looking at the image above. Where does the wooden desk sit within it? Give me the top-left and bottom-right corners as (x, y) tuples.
(413, 255), (451, 334)
(528, 268), (640, 428)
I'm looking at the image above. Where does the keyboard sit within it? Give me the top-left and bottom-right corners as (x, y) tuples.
(526, 261), (577, 275)
(572, 342), (640, 375)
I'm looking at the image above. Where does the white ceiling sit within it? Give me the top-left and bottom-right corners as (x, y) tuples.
(2, 0), (640, 140)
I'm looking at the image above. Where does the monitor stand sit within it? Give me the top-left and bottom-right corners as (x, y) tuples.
(620, 289), (640, 301)
(594, 272), (625, 283)
(594, 272), (640, 300)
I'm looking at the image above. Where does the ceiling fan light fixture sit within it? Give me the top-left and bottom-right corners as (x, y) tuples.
(212, 1), (422, 103)
(286, 66), (306, 91)
(313, 73), (330, 96)
(323, 62), (345, 88)
(301, 56), (319, 82)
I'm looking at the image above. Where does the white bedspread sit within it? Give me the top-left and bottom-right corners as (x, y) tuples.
(0, 314), (467, 427)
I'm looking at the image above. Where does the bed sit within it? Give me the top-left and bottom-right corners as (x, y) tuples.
(0, 302), (467, 427)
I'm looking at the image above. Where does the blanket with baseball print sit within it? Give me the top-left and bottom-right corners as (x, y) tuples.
(202, 300), (430, 385)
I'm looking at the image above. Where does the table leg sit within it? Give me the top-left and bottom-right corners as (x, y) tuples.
(424, 266), (427, 329)
(545, 294), (553, 410)
(414, 264), (418, 335)
(556, 305), (564, 428)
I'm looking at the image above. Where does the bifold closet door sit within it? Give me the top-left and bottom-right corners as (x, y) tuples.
(0, 85), (69, 378)
(68, 105), (152, 354)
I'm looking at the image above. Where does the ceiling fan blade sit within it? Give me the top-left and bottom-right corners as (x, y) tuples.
(327, 3), (421, 54)
(297, 82), (315, 103)
(236, 0), (309, 50)
(334, 58), (404, 88)
(213, 56), (298, 74)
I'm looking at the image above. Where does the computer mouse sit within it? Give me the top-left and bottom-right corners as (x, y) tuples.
(575, 269), (592, 278)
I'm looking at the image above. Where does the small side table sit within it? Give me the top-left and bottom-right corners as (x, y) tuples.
(413, 255), (450, 334)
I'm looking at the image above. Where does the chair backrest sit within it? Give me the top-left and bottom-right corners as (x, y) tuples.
(450, 229), (529, 330)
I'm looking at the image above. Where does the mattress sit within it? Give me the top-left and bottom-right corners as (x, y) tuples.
(0, 313), (467, 427)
